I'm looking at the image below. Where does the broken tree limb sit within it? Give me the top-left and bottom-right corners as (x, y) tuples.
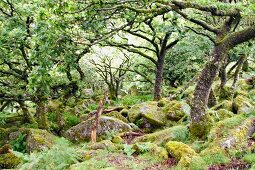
(91, 100), (104, 143)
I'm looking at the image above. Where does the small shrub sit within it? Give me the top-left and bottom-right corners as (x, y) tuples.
(10, 134), (26, 153)
(243, 153), (255, 164)
(123, 144), (135, 156)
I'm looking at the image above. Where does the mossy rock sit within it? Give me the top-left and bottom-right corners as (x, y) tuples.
(86, 140), (114, 150)
(233, 95), (254, 114)
(127, 101), (158, 123)
(208, 109), (235, 122)
(107, 111), (129, 123)
(157, 98), (170, 107)
(162, 100), (190, 121)
(211, 100), (233, 112)
(132, 142), (168, 159)
(140, 105), (167, 126)
(165, 141), (200, 168)
(0, 128), (10, 145)
(65, 116), (132, 142)
(0, 152), (21, 169)
(120, 109), (129, 117)
(26, 128), (55, 153)
(208, 115), (255, 150)
(133, 125), (188, 146)
(199, 146), (230, 166)
(111, 136), (124, 144)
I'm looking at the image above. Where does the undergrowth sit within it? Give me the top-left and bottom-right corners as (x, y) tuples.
(16, 138), (81, 170)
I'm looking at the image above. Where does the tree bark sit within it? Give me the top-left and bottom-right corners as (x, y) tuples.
(190, 43), (228, 138)
(36, 100), (49, 130)
(18, 101), (36, 124)
(153, 33), (171, 101)
(231, 54), (246, 96)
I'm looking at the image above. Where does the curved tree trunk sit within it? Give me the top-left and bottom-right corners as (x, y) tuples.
(18, 101), (36, 124)
(190, 43), (228, 138)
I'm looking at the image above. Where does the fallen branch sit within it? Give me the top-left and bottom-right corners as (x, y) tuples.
(91, 100), (104, 143)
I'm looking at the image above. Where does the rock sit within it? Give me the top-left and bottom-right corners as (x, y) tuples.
(141, 104), (167, 126)
(165, 141), (197, 160)
(165, 141), (199, 168)
(208, 115), (255, 150)
(133, 125), (188, 146)
(127, 101), (158, 123)
(0, 144), (11, 154)
(120, 109), (129, 117)
(208, 109), (235, 122)
(132, 142), (168, 159)
(157, 98), (170, 107)
(8, 128), (55, 153)
(162, 100), (190, 121)
(65, 116), (132, 142)
(0, 153), (21, 169)
(86, 140), (114, 150)
(111, 136), (124, 144)
(233, 95), (254, 114)
(211, 100), (233, 112)
(107, 111), (129, 123)
(26, 128), (55, 153)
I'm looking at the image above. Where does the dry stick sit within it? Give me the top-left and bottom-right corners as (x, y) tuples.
(91, 100), (104, 143)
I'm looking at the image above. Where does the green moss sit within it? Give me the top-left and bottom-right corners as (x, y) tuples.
(208, 109), (235, 122)
(208, 114), (246, 140)
(165, 141), (197, 160)
(211, 100), (233, 111)
(200, 146), (230, 165)
(162, 100), (190, 121)
(189, 113), (212, 139)
(127, 101), (157, 123)
(243, 153), (255, 164)
(0, 153), (21, 169)
(107, 111), (129, 123)
(133, 125), (189, 146)
(218, 86), (232, 100)
(111, 136), (124, 144)
(165, 141), (201, 169)
(233, 95), (254, 114)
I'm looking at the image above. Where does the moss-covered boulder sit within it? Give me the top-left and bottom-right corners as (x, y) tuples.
(65, 116), (132, 142)
(211, 100), (233, 111)
(132, 142), (168, 159)
(140, 105), (167, 126)
(162, 100), (190, 121)
(127, 101), (158, 123)
(0, 152), (21, 169)
(133, 125), (188, 146)
(26, 129), (55, 153)
(107, 111), (129, 123)
(208, 109), (235, 122)
(208, 115), (255, 150)
(86, 140), (114, 150)
(8, 128), (55, 153)
(165, 141), (200, 168)
(233, 95), (254, 114)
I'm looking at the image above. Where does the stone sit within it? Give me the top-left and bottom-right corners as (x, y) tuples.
(107, 111), (129, 123)
(165, 141), (198, 168)
(233, 95), (254, 114)
(162, 100), (190, 121)
(0, 152), (21, 169)
(65, 116), (132, 142)
(133, 125), (188, 146)
(127, 101), (158, 123)
(25, 128), (55, 153)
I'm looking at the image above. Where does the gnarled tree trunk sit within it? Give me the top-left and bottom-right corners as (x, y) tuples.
(190, 43), (228, 138)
